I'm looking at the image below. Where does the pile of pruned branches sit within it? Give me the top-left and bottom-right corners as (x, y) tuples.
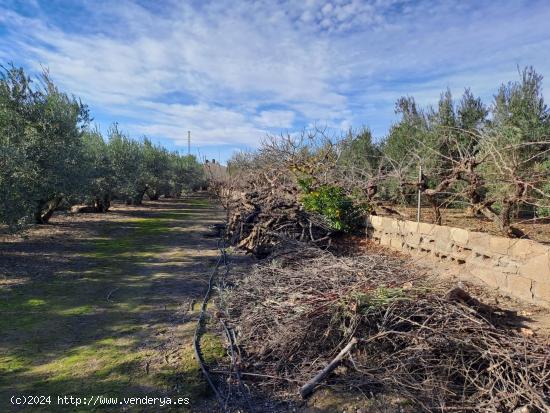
(222, 243), (550, 412)
(209, 131), (351, 257)
(218, 173), (331, 257)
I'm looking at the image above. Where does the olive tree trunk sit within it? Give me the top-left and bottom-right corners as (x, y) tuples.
(34, 196), (63, 224)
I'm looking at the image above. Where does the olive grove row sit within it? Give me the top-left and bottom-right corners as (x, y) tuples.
(0, 65), (205, 230)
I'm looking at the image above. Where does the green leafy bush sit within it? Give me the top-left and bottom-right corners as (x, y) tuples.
(298, 179), (368, 232)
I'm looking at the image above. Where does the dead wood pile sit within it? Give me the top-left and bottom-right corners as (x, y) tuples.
(222, 243), (550, 412)
(213, 162), (333, 257)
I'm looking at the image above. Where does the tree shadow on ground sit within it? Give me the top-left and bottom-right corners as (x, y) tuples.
(0, 195), (229, 412)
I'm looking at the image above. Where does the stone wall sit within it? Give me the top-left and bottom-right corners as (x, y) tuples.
(366, 215), (550, 306)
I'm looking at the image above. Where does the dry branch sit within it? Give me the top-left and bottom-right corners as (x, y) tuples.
(221, 244), (550, 412)
(299, 337), (358, 398)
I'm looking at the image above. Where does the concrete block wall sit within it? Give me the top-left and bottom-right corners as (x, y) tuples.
(366, 215), (550, 306)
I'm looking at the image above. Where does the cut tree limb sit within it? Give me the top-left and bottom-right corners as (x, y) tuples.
(299, 337), (358, 398)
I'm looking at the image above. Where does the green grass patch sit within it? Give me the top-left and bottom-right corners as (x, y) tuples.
(188, 198), (209, 206)
(86, 217), (172, 259)
(157, 211), (192, 220)
(57, 305), (94, 316)
(200, 333), (226, 365)
(0, 196), (221, 411)
(169, 329), (227, 399)
(26, 298), (46, 307)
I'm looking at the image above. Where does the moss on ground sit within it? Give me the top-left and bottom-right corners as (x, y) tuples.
(0, 197), (225, 412)
(199, 333), (226, 365)
(186, 198), (210, 208)
(86, 217), (172, 259)
(164, 327), (227, 399)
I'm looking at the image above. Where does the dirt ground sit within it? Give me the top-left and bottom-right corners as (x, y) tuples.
(1, 198), (549, 413)
(0, 194), (226, 412)
(379, 206), (550, 244)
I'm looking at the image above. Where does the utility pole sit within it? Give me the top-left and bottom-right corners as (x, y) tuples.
(187, 131), (191, 155)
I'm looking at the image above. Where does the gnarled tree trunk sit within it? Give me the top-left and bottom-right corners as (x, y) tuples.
(147, 190), (160, 201)
(94, 193), (111, 212)
(127, 188), (147, 205)
(34, 196), (63, 224)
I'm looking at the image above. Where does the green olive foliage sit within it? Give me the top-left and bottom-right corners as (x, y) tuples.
(0, 65), (204, 230)
(371, 66), (549, 232)
(0, 65), (90, 228)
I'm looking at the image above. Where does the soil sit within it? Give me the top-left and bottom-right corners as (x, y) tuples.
(2, 198), (548, 413)
(0, 194), (226, 412)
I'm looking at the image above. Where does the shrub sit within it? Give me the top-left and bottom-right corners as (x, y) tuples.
(298, 178), (368, 232)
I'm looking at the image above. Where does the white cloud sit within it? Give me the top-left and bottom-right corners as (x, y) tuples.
(254, 110), (296, 128)
(0, 0), (549, 152)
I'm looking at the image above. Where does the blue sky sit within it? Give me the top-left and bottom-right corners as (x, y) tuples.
(1, 0), (550, 163)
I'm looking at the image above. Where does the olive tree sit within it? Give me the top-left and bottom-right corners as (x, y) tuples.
(107, 124), (146, 204)
(142, 138), (172, 200)
(170, 154), (205, 196)
(81, 128), (115, 211)
(0, 66), (38, 228)
(0, 65), (89, 227)
(479, 66), (550, 234)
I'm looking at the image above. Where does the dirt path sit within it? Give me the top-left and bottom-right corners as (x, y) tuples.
(0, 194), (225, 412)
